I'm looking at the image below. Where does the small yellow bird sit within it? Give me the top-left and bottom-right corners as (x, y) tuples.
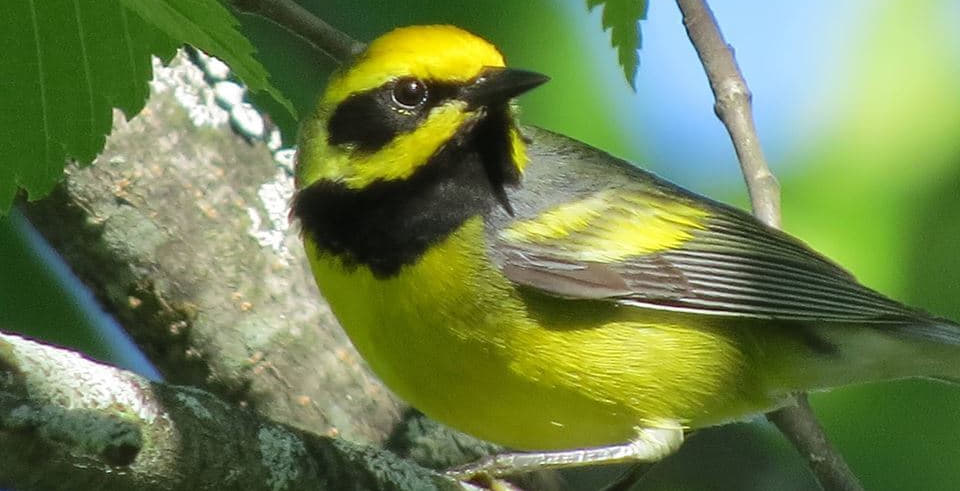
(292, 25), (959, 477)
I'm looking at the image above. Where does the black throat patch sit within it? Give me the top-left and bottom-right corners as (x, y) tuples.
(293, 111), (519, 278)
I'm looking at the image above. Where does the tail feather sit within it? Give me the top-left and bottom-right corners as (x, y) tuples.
(889, 317), (960, 381)
(891, 317), (960, 346)
(792, 318), (960, 390)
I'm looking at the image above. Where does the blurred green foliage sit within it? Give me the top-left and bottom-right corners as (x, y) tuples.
(2, 1), (958, 489)
(776, 4), (960, 490)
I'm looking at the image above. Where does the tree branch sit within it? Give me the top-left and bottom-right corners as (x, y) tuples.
(675, 1), (862, 490)
(229, 0), (365, 63)
(19, 50), (492, 486)
(22, 53), (403, 447)
(675, 0), (781, 228)
(0, 331), (458, 491)
(766, 397), (864, 491)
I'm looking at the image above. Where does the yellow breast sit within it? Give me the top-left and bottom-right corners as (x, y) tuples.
(305, 217), (780, 450)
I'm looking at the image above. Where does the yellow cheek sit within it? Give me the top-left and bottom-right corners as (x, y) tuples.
(296, 101), (476, 189)
(509, 126), (528, 173)
(346, 102), (472, 188)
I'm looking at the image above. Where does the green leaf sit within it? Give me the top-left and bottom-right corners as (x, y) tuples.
(587, 0), (648, 90)
(120, 0), (296, 120)
(0, 0), (180, 212)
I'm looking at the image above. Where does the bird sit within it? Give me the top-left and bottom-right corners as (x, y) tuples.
(291, 24), (960, 478)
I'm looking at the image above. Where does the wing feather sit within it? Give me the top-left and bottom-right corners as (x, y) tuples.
(496, 189), (923, 323)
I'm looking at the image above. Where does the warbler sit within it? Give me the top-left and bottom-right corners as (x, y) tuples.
(292, 25), (959, 477)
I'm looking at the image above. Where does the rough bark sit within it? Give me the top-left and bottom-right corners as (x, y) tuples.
(0, 331), (457, 491)
(21, 53), (402, 447)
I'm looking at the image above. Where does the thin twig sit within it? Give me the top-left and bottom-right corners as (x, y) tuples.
(675, 0), (862, 490)
(768, 396), (865, 491)
(676, 0), (781, 228)
(229, 0), (365, 64)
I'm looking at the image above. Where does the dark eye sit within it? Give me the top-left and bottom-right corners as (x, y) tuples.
(391, 78), (427, 108)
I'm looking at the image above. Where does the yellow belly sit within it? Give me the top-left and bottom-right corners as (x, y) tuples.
(305, 217), (780, 450)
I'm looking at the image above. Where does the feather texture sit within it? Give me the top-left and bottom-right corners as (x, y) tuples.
(496, 128), (931, 327)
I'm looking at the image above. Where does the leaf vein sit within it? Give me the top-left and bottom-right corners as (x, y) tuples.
(27, 0), (51, 180)
(72, 0), (96, 149)
(119, 7), (139, 117)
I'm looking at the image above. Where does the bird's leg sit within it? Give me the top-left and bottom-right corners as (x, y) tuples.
(446, 425), (684, 479)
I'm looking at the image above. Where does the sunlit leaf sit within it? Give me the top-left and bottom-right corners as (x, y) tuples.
(0, 0), (179, 212)
(0, 0), (295, 214)
(120, 0), (295, 120)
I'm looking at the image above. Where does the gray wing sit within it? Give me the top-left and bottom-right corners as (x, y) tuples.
(492, 128), (926, 324)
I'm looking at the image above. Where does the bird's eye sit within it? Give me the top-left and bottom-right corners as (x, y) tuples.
(391, 78), (427, 108)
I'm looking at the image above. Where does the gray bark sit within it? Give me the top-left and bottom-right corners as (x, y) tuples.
(21, 53), (403, 446)
(0, 331), (457, 490)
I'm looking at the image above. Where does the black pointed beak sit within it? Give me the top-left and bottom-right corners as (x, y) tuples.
(462, 67), (550, 108)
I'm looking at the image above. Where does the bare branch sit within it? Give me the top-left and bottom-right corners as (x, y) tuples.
(0, 331), (457, 491)
(676, 0), (781, 228)
(229, 0), (365, 64)
(675, 1), (862, 489)
(767, 396), (865, 491)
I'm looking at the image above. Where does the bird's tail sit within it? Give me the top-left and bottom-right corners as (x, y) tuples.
(892, 316), (960, 344)
(900, 318), (960, 384)
(781, 317), (960, 391)
(868, 318), (960, 383)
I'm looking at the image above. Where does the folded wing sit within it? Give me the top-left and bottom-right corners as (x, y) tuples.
(497, 187), (923, 323)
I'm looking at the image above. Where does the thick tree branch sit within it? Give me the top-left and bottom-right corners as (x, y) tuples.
(22, 53), (403, 447)
(675, 1), (862, 490)
(0, 331), (458, 491)
(229, 0), (365, 63)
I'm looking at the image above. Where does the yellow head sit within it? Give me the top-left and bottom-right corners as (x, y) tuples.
(293, 25), (548, 277)
(324, 25), (508, 106)
(295, 25), (548, 191)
